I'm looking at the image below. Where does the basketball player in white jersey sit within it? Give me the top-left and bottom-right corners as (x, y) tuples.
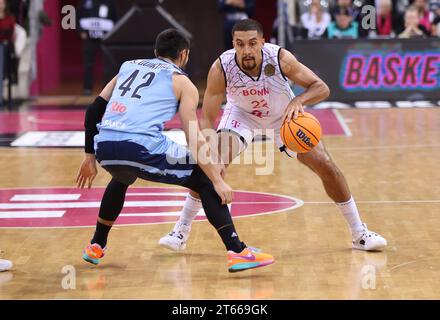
(159, 19), (387, 252)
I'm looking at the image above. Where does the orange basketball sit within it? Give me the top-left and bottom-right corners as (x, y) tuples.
(280, 112), (322, 153)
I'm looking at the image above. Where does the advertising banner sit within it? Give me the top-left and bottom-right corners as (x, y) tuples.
(290, 38), (440, 103)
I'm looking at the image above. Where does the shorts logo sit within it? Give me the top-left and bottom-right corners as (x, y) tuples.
(231, 120), (240, 128)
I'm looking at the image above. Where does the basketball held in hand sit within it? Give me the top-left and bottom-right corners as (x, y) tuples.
(280, 112), (322, 153)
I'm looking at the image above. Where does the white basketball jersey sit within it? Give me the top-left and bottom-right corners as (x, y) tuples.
(219, 43), (295, 120)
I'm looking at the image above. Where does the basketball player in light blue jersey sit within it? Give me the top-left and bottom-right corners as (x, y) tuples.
(76, 29), (274, 272)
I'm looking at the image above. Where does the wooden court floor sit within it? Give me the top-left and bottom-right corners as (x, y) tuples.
(0, 108), (439, 299)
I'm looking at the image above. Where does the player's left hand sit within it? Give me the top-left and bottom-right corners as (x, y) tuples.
(284, 97), (305, 122)
(213, 179), (234, 205)
(76, 154), (98, 189)
(219, 163), (227, 179)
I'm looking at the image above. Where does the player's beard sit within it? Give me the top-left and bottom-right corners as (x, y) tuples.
(241, 57), (257, 71)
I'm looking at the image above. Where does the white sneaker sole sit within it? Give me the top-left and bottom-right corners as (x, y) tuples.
(158, 237), (186, 252)
(352, 241), (387, 252)
(0, 260), (13, 272)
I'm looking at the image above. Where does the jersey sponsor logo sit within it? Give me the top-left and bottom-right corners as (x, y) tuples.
(110, 101), (127, 113)
(242, 88), (270, 97)
(102, 119), (126, 129)
(0, 187), (303, 228)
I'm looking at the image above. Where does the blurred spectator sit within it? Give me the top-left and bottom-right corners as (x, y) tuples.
(329, 0), (370, 36)
(325, 7), (359, 38)
(330, 0), (361, 20)
(298, 0), (330, 18)
(0, 0), (14, 43)
(398, 5), (430, 37)
(428, 0), (440, 12)
(412, 0), (434, 34)
(301, 0), (332, 38)
(395, 0), (411, 14)
(375, 0), (394, 35)
(432, 2), (440, 36)
(6, 0), (28, 26)
(218, 0), (255, 50)
(370, 0), (404, 37)
(0, 0), (15, 106)
(78, 0), (117, 96)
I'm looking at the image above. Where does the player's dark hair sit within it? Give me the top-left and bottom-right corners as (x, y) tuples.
(232, 19), (264, 37)
(155, 29), (190, 60)
(335, 7), (350, 16)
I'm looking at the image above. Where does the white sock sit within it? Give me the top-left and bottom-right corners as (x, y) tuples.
(178, 193), (203, 226)
(336, 196), (364, 235)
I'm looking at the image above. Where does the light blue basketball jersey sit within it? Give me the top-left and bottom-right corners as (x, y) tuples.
(96, 58), (185, 154)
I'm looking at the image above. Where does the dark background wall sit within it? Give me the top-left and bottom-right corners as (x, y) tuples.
(57, 0), (276, 89)
(159, 0), (225, 82)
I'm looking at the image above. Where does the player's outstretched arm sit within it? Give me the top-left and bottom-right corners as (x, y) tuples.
(200, 60), (227, 130)
(99, 76), (118, 101)
(175, 74), (232, 204)
(76, 76), (118, 189)
(280, 49), (330, 121)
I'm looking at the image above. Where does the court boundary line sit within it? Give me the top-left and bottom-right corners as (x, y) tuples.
(332, 109), (352, 137)
(3, 142), (440, 154)
(0, 187), (304, 229)
(304, 200), (440, 204)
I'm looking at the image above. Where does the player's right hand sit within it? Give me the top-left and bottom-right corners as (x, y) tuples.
(284, 97), (305, 122)
(213, 179), (233, 205)
(76, 154), (98, 189)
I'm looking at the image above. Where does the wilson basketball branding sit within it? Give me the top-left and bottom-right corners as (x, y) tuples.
(281, 112), (322, 153)
(296, 129), (315, 148)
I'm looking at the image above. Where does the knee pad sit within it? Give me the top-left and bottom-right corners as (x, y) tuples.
(103, 165), (137, 185)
